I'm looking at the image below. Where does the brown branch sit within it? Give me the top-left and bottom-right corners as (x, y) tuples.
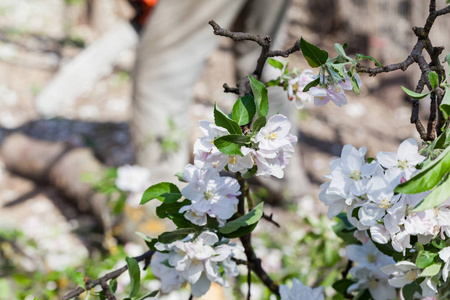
(236, 176), (279, 296)
(223, 83), (239, 94)
(100, 279), (117, 300)
(63, 250), (155, 300)
(267, 40), (301, 58)
(208, 20), (269, 47)
(262, 213), (280, 228)
(356, 56), (414, 76)
(427, 92), (437, 141)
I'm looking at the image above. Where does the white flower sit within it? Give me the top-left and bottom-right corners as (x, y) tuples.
(318, 182), (347, 219)
(279, 278), (324, 300)
(115, 164), (150, 193)
(153, 232), (241, 297)
(226, 146), (254, 173)
(253, 144), (295, 179)
(193, 120), (229, 171)
(346, 240), (394, 271)
(381, 261), (420, 288)
(347, 268), (396, 300)
(326, 145), (377, 200)
(287, 69), (315, 109)
(439, 246), (450, 282)
(255, 114), (296, 153)
(179, 164), (240, 225)
(150, 252), (185, 294)
(376, 138), (425, 180)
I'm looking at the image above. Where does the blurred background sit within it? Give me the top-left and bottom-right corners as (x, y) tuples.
(0, 0), (449, 299)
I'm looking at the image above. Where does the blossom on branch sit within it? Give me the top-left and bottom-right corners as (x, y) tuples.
(179, 164), (240, 225)
(151, 232), (241, 297)
(287, 69), (315, 108)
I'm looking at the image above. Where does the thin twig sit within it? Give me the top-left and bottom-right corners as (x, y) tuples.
(262, 213), (280, 228)
(63, 250), (155, 300)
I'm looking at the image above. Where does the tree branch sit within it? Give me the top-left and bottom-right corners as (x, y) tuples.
(62, 250), (155, 300)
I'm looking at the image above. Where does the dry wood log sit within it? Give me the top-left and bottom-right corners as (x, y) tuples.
(0, 133), (146, 243)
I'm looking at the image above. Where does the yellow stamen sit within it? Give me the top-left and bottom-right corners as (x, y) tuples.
(349, 170), (362, 180)
(405, 270), (418, 282)
(229, 156), (237, 165)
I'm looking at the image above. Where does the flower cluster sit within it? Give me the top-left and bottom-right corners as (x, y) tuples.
(149, 111), (298, 296)
(286, 69), (362, 108)
(150, 232), (241, 297)
(320, 138), (450, 298)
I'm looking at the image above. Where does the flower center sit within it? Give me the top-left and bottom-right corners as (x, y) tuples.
(317, 96), (325, 100)
(229, 156), (237, 165)
(379, 198), (391, 209)
(293, 83), (299, 91)
(269, 133), (277, 139)
(349, 170), (362, 180)
(368, 278), (379, 290)
(366, 254), (376, 263)
(204, 190), (214, 200)
(334, 86), (342, 93)
(405, 270), (418, 282)
(398, 160), (408, 170)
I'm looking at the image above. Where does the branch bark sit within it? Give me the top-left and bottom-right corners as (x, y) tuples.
(62, 250), (155, 300)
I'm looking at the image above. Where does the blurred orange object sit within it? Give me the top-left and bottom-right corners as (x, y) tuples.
(128, 0), (159, 28)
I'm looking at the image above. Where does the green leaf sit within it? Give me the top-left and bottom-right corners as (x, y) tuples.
(109, 279), (118, 293)
(415, 251), (438, 268)
(395, 146), (450, 194)
(332, 224), (359, 245)
(413, 173), (450, 211)
(126, 257), (140, 298)
(327, 64), (342, 83)
(220, 202), (264, 234)
(170, 214), (195, 228)
(135, 231), (154, 242)
(241, 165), (257, 179)
(156, 199), (190, 219)
(232, 94), (256, 125)
(267, 78), (281, 87)
(72, 272), (85, 290)
(444, 53), (450, 76)
(221, 222), (258, 238)
(428, 71), (439, 90)
(302, 77), (320, 92)
(248, 76), (269, 118)
(299, 37), (329, 68)
(420, 262), (442, 277)
(355, 54), (384, 67)
(440, 87), (450, 120)
(214, 103), (242, 135)
(402, 282), (420, 300)
(252, 116), (266, 133)
(214, 134), (251, 156)
(137, 291), (159, 300)
(140, 182), (181, 205)
(401, 86), (430, 100)
(351, 76), (360, 94)
(334, 43), (353, 62)
(354, 289), (371, 300)
(332, 278), (356, 295)
(158, 228), (195, 244)
(267, 58), (284, 70)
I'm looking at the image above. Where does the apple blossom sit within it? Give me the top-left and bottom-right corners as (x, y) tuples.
(287, 69), (315, 108)
(376, 138), (425, 180)
(279, 278), (324, 300)
(152, 232), (241, 297)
